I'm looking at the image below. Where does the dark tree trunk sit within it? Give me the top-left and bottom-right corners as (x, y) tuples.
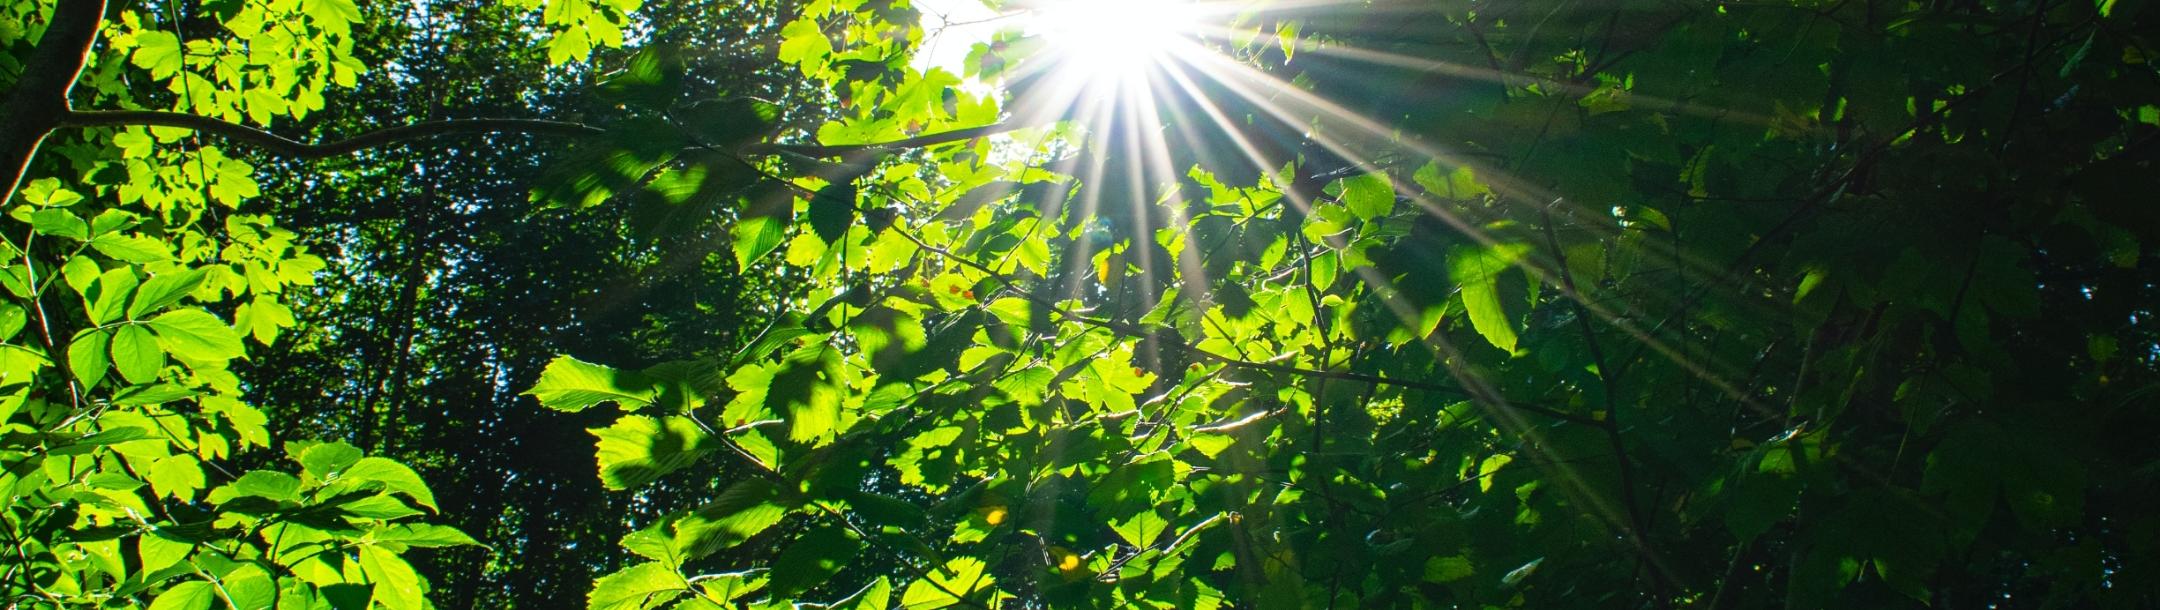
(0, 0), (108, 204)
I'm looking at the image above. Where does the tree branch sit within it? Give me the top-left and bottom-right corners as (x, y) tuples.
(741, 122), (1026, 158)
(63, 110), (609, 159)
(62, 109), (1024, 161)
(0, 0), (109, 205)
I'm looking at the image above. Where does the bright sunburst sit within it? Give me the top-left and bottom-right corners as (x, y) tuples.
(1032, 0), (1201, 82)
(908, 0), (1760, 577)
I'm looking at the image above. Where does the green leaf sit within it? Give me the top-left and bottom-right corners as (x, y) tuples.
(29, 209), (88, 240)
(777, 17), (834, 70)
(340, 457), (439, 511)
(90, 234), (174, 263)
(108, 324), (165, 385)
(20, 178), (85, 207)
(129, 268), (208, 319)
(358, 545), (424, 610)
(147, 309), (245, 362)
(588, 562), (687, 610)
(89, 208), (141, 235)
(548, 26), (593, 65)
(304, 0), (363, 34)
(1277, 21), (1300, 62)
(1188, 433), (1234, 459)
(0, 345), (48, 389)
(810, 183), (858, 245)
(1423, 554), (1475, 583)
(673, 479), (790, 560)
(1338, 173), (1395, 221)
(900, 557), (991, 610)
(137, 532), (193, 575)
(525, 356), (659, 412)
(1112, 509), (1169, 548)
(596, 47), (684, 110)
(1413, 161), (1490, 199)
(683, 97), (781, 147)
(146, 454), (206, 500)
(147, 581), (216, 610)
(334, 495), (425, 521)
(1448, 242), (1530, 353)
(234, 297), (296, 345)
(768, 526), (864, 597)
(112, 382), (194, 405)
(86, 268), (138, 325)
(1725, 472), (1801, 541)
(621, 522), (683, 567)
(68, 329), (110, 388)
(0, 303), (23, 341)
(231, 471), (303, 503)
(298, 441), (365, 479)
(772, 346), (845, 445)
(371, 524), (483, 548)
(590, 415), (714, 491)
(733, 214), (788, 271)
(834, 577), (893, 610)
(222, 565), (277, 610)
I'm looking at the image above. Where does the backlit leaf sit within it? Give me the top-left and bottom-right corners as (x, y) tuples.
(526, 356), (659, 412)
(590, 415), (713, 491)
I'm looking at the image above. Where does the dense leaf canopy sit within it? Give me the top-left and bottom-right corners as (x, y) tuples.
(1, 0), (2156, 608)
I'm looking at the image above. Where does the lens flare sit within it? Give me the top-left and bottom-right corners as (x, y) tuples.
(1033, 0), (1198, 82)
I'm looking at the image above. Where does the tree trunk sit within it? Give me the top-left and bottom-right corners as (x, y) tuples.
(0, 0), (108, 205)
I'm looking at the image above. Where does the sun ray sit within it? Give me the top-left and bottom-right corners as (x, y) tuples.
(982, 0), (1831, 550)
(1167, 48), (1790, 400)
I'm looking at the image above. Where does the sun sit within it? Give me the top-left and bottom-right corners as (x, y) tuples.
(1031, 0), (1201, 81)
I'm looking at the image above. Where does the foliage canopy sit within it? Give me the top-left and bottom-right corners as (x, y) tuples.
(1, 0), (2156, 608)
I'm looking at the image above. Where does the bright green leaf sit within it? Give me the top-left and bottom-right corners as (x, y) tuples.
(231, 470), (303, 503)
(525, 356), (659, 412)
(340, 457), (439, 511)
(90, 234), (174, 263)
(589, 562), (687, 610)
(147, 309), (245, 362)
(147, 581), (216, 610)
(1448, 242), (1530, 354)
(146, 454), (206, 501)
(372, 524), (483, 548)
(358, 545), (424, 610)
(590, 415), (713, 491)
(673, 479), (790, 560)
(67, 330), (109, 388)
(298, 441), (365, 479)
(900, 557), (991, 610)
(129, 268), (208, 319)
(110, 325), (164, 384)
(1339, 173), (1395, 221)
(137, 532), (192, 575)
